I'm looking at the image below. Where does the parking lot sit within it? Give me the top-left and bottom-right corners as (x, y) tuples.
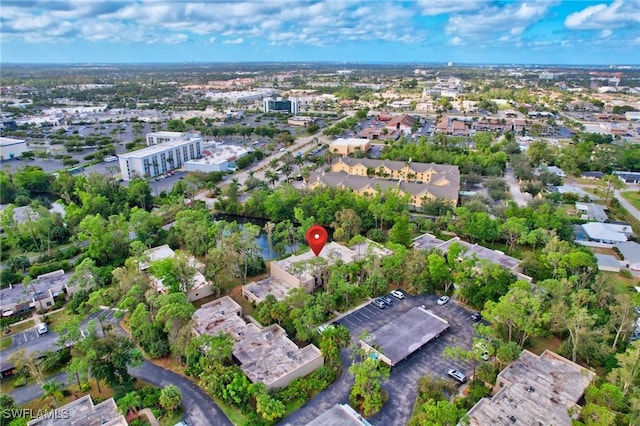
(335, 293), (477, 426)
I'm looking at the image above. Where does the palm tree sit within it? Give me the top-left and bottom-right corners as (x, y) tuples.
(269, 158), (280, 170)
(118, 391), (142, 415)
(265, 170), (278, 188)
(41, 381), (64, 408)
(281, 164), (293, 181)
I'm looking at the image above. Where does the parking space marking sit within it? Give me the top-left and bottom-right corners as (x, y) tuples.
(23, 331), (28, 343)
(359, 311), (372, 320)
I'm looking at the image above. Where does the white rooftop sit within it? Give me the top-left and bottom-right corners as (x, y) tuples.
(189, 144), (248, 165)
(0, 137), (26, 146)
(582, 222), (632, 243)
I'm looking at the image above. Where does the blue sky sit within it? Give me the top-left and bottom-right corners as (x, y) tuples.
(1, 1), (639, 65)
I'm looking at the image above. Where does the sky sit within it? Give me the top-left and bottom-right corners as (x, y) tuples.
(1, 0), (639, 65)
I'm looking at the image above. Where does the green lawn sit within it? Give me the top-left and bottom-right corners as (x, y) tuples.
(621, 191), (640, 210)
(0, 336), (12, 350)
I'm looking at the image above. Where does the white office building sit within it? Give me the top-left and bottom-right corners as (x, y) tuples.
(118, 135), (202, 181)
(146, 131), (201, 146)
(0, 137), (27, 160)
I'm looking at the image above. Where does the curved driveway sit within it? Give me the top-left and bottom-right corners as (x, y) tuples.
(129, 361), (232, 426)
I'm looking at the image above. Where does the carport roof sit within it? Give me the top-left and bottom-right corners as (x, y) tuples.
(306, 404), (373, 426)
(365, 306), (449, 366)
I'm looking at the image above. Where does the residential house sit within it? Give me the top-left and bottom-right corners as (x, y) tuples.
(384, 114), (417, 135)
(581, 222), (632, 244)
(0, 270), (76, 317)
(575, 202), (608, 222)
(614, 241), (640, 270)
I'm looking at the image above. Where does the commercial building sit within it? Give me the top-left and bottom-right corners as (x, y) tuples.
(140, 245), (212, 302)
(145, 130), (200, 146)
(0, 270), (76, 317)
(306, 404), (373, 426)
(263, 97), (299, 115)
(118, 134), (202, 181)
(288, 116), (317, 127)
(0, 137), (27, 160)
(329, 138), (371, 156)
(243, 240), (392, 304)
(28, 395), (127, 426)
(193, 296), (323, 390)
(184, 144), (249, 173)
(359, 306), (450, 366)
(464, 350), (595, 426)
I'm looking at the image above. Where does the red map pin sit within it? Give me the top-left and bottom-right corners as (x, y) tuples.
(305, 225), (328, 256)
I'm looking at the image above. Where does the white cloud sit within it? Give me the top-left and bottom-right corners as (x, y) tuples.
(0, 0), (423, 47)
(206, 36), (216, 44)
(600, 29), (613, 38)
(448, 36), (463, 46)
(417, 0), (484, 16)
(222, 37), (244, 45)
(446, 2), (551, 37)
(564, 0), (640, 30)
(163, 33), (188, 44)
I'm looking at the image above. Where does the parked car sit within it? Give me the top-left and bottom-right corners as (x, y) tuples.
(447, 369), (467, 383)
(475, 344), (490, 361)
(437, 296), (450, 306)
(371, 299), (386, 309)
(380, 296), (393, 306)
(36, 323), (48, 335)
(390, 290), (404, 299)
(470, 312), (482, 322)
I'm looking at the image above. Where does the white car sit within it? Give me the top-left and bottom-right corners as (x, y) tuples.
(36, 323), (48, 335)
(447, 369), (467, 383)
(390, 290), (404, 299)
(437, 296), (450, 306)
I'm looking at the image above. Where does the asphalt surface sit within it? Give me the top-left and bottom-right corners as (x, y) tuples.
(0, 309), (118, 364)
(280, 293), (477, 425)
(130, 360), (232, 426)
(615, 189), (640, 221)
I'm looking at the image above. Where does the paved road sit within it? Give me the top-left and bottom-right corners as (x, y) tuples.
(504, 166), (532, 207)
(614, 190), (640, 221)
(130, 361), (232, 426)
(7, 372), (69, 405)
(280, 294), (475, 425)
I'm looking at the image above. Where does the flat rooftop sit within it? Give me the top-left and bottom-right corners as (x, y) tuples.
(0, 137), (26, 146)
(414, 234), (521, 271)
(466, 350), (595, 426)
(188, 144), (248, 164)
(27, 395), (127, 426)
(1, 270), (71, 308)
(243, 277), (296, 302)
(364, 307), (449, 366)
(193, 296), (323, 388)
(330, 137), (370, 146)
(306, 404), (373, 426)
